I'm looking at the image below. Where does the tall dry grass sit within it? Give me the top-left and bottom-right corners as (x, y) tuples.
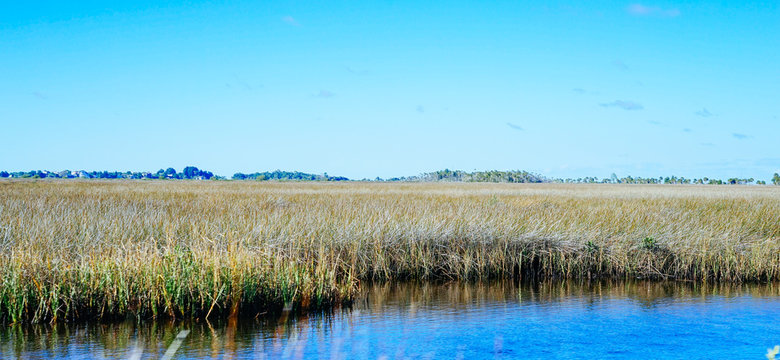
(1, 180), (778, 323)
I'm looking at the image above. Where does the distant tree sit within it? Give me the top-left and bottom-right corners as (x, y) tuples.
(0, 171), (8, 178)
(182, 166), (199, 179)
(773, 173), (780, 185)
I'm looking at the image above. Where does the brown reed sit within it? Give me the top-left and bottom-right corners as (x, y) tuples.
(1, 180), (778, 323)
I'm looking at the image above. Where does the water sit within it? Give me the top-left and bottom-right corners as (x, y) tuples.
(2, 281), (778, 359)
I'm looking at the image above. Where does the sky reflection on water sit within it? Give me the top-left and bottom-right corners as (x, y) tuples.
(2, 281), (778, 359)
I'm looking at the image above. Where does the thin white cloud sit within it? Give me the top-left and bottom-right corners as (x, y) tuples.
(315, 90), (335, 98)
(627, 4), (681, 17)
(346, 67), (369, 75)
(232, 74), (253, 91)
(600, 100), (644, 111)
(612, 60), (629, 71)
(416, 105), (425, 113)
(572, 88), (599, 95)
(506, 122), (524, 131)
(282, 16), (300, 26)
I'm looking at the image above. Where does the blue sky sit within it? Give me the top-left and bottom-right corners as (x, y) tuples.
(1, 1), (778, 180)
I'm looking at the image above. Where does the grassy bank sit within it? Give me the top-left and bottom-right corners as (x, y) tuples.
(1, 180), (779, 323)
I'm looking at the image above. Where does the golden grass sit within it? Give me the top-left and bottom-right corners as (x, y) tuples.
(1, 180), (779, 323)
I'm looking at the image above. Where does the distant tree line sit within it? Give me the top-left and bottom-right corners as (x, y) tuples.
(1, 168), (778, 185)
(378, 170), (779, 185)
(397, 169), (546, 183)
(155, 166), (215, 180)
(554, 173), (772, 185)
(232, 170), (348, 181)
(0, 166), (217, 180)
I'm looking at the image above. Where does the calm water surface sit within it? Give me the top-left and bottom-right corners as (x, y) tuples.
(2, 281), (778, 359)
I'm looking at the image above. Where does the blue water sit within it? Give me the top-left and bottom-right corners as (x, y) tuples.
(2, 281), (778, 359)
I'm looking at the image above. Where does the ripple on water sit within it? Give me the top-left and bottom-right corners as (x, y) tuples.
(1, 280), (778, 359)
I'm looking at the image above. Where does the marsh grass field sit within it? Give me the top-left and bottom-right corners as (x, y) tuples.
(1, 180), (779, 324)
